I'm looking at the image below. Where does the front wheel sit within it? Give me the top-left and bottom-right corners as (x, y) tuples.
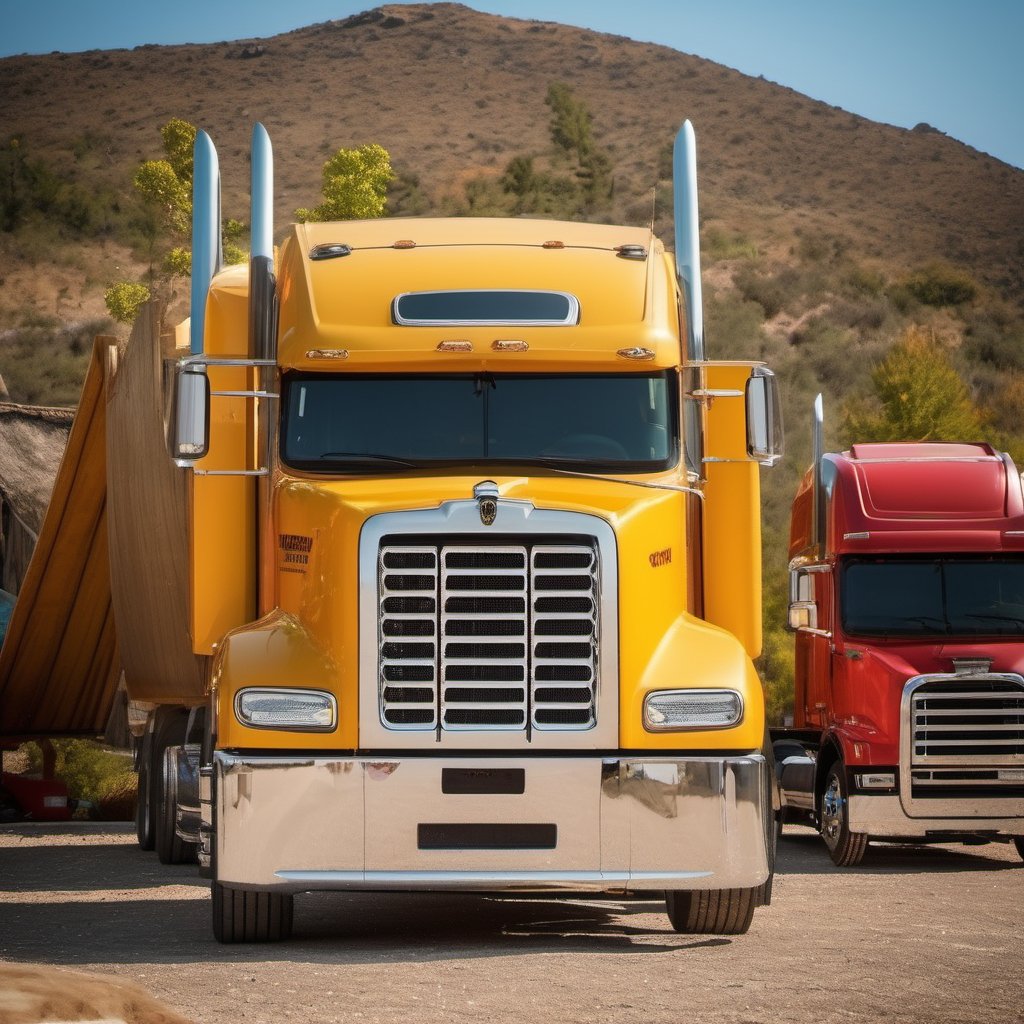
(820, 763), (868, 867)
(665, 888), (757, 935)
(212, 882), (294, 943)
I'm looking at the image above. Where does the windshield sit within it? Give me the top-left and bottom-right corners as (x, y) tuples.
(281, 372), (677, 472)
(841, 556), (1024, 636)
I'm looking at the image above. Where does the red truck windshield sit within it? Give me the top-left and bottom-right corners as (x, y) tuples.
(280, 372), (677, 473)
(841, 556), (1024, 636)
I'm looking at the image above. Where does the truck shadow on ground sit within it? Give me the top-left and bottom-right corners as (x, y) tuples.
(777, 828), (1022, 875)
(0, 891), (732, 965)
(0, 825), (734, 963)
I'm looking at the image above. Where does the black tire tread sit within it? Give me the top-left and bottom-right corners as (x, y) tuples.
(1012, 837), (1024, 861)
(155, 745), (196, 865)
(135, 731), (155, 851)
(665, 887), (756, 935)
(831, 827), (869, 867)
(213, 883), (294, 943)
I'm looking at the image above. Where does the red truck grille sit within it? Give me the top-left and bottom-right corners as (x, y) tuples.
(909, 678), (1024, 801)
(378, 539), (598, 733)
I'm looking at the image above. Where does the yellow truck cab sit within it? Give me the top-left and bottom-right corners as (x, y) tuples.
(166, 122), (782, 941)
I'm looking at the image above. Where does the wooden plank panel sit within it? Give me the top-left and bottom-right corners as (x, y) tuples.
(0, 302), (209, 740)
(0, 338), (116, 737)
(106, 304), (208, 703)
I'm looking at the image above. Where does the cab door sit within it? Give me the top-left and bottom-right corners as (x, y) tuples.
(790, 565), (833, 728)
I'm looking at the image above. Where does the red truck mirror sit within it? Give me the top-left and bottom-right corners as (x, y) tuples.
(787, 565), (831, 636)
(788, 601), (817, 631)
(172, 362), (210, 466)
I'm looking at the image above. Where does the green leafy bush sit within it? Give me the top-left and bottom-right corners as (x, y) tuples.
(902, 262), (977, 307)
(25, 739), (136, 821)
(104, 282), (150, 324)
(296, 143), (394, 222)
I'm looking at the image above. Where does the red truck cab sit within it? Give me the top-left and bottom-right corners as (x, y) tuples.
(778, 417), (1024, 865)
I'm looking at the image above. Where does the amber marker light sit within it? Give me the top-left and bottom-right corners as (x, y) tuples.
(542, 240), (565, 249)
(616, 347), (656, 360)
(305, 349), (349, 360)
(492, 340), (529, 352)
(436, 340), (473, 352)
(393, 239), (417, 249)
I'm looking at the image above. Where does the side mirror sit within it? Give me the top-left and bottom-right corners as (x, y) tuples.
(788, 601), (818, 631)
(172, 363), (210, 466)
(746, 366), (783, 466)
(787, 565), (830, 635)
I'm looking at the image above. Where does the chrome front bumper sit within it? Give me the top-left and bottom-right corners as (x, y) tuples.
(849, 794), (1024, 838)
(209, 753), (771, 893)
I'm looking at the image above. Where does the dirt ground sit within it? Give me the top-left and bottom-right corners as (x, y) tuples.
(0, 823), (1021, 1024)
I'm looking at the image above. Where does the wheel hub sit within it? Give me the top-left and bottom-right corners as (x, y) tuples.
(821, 774), (844, 849)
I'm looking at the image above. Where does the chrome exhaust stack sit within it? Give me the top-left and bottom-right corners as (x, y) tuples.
(811, 394), (825, 557)
(248, 122), (276, 362)
(672, 120), (704, 363)
(190, 130), (222, 356)
(173, 130), (221, 464)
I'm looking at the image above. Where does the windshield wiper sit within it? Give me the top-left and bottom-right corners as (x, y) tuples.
(897, 615), (950, 632)
(962, 613), (1024, 632)
(317, 452), (418, 468)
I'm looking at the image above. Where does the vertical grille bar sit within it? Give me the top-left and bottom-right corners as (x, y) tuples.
(441, 546), (529, 730)
(530, 544), (598, 730)
(378, 546), (438, 729)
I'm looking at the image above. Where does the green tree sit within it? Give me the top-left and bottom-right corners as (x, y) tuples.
(132, 118), (196, 238)
(842, 326), (985, 443)
(546, 82), (594, 158)
(296, 143), (394, 222)
(106, 119), (246, 323)
(543, 83), (611, 209)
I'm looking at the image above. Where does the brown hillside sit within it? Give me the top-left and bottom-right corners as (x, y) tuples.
(1, 1), (1022, 320)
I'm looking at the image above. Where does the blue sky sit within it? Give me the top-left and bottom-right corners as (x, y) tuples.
(3, 0), (1022, 169)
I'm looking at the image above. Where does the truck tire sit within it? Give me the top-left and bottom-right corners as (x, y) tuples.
(136, 708), (187, 852)
(665, 888), (757, 935)
(821, 763), (868, 867)
(212, 883), (293, 943)
(135, 731), (155, 850)
(1014, 838), (1024, 861)
(155, 746), (197, 865)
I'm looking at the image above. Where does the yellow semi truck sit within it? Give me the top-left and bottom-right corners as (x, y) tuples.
(2, 121), (782, 942)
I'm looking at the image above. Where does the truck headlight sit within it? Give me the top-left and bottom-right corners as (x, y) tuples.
(643, 689), (744, 731)
(234, 688), (337, 731)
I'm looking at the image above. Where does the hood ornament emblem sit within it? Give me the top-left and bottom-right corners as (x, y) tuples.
(474, 480), (499, 527)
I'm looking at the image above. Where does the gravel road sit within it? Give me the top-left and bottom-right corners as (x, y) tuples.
(0, 823), (1021, 1024)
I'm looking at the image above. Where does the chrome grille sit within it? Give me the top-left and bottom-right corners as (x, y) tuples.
(379, 546), (438, 730)
(909, 678), (1024, 798)
(531, 545), (597, 730)
(378, 539), (598, 732)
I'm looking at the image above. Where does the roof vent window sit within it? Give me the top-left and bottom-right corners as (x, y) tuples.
(393, 290), (580, 327)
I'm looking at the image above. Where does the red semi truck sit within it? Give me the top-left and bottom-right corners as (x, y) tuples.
(775, 398), (1024, 864)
